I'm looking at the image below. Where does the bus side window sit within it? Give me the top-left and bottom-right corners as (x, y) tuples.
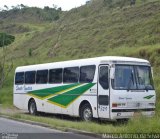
(63, 67), (79, 83)
(36, 70), (48, 84)
(49, 68), (62, 83)
(99, 66), (109, 90)
(80, 65), (96, 83)
(25, 71), (36, 84)
(15, 72), (24, 85)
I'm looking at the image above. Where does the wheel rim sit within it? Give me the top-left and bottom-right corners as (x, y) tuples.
(83, 108), (92, 121)
(30, 102), (36, 114)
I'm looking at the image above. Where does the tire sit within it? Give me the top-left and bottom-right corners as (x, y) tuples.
(28, 99), (37, 115)
(80, 103), (93, 121)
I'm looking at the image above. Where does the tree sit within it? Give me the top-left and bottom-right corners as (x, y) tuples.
(130, 0), (136, 6)
(4, 5), (9, 10)
(52, 4), (57, 9)
(20, 4), (26, 9)
(11, 5), (19, 13)
(86, 0), (91, 5)
(28, 48), (32, 57)
(57, 7), (62, 12)
(0, 33), (14, 88)
(44, 6), (50, 11)
(103, 0), (113, 8)
(0, 33), (15, 47)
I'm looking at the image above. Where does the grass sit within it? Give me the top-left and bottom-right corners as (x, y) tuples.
(0, 0), (160, 134)
(0, 109), (160, 134)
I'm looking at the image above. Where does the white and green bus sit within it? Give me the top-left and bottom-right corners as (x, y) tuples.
(14, 56), (155, 121)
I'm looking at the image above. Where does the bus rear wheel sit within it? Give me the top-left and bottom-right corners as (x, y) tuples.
(28, 99), (37, 115)
(80, 103), (93, 121)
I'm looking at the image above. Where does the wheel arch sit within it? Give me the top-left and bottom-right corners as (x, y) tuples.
(28, 97), (35, 111)
(79, 100), (92, 117)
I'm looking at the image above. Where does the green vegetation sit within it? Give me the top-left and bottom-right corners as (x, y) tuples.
(0, 0), (160, 133)
(0, 5), (62, 23)
(0, 33), (14, 89)
(0, 110), (160, 133)
(0, 33), (15, 47)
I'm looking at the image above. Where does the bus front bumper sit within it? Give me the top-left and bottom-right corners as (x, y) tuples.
(111, 108), (155, 119)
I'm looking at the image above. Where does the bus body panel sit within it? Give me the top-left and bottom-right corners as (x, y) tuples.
(72, 94), (98, 117)
(110, 88), (155, 119)
(13, 56), (156, 120)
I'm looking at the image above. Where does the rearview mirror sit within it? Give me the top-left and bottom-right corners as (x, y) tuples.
(151, 67), (154, 78)
(110, 67), (115, 79)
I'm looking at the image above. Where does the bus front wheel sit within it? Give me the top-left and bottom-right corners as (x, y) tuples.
(28, 99), (37, 115)
(80, 103), (93, 121)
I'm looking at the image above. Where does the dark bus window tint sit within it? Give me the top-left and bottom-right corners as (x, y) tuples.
(25, 71), (36, 84)
(63, 67), (79, 83)
(15, 72), (24, 84)
(99, 66), (109, 90)
(36, 70), (48, 84)
(49, 69), (62, 83)
(80, 65), (96, 83)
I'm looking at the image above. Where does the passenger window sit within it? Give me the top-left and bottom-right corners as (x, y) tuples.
(36, 70), (48, 84)
(49, 68), (62, 83)
(99, 66), (109, 90)
(15, 72), (24, 85)
(63, 67), (79, 83)
(25, 71), (36, 84)
(80, 65), (96, 83)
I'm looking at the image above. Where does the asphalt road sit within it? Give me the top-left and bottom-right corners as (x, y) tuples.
(0, 117), (99, 139)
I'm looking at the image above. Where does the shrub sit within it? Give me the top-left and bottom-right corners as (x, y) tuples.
(0, 33), (15, 47)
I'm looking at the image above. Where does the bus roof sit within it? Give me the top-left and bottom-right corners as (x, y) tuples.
(15, 56), (150, 72)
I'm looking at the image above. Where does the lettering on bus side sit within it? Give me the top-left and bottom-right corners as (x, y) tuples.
(99, 105), (108, 111)
(16, 85), (23, 91)
(90, 88), (97, 93)
(119, 97), (132, 100)
(16, 85), (32, 91)
(24, 86), (32, 91)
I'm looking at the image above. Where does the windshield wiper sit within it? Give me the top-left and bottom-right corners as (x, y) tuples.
(145, 85), (153, 91)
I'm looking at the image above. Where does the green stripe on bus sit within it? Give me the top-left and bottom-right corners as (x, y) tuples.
(28, 83), (80, 98)
(144, 95), (154, 99)
(48, 83), (95, 108)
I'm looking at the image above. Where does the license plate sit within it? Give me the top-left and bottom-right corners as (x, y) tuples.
(133, 112), (142, 117)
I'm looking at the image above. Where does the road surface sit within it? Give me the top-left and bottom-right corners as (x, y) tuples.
(0, 117), (99, 139)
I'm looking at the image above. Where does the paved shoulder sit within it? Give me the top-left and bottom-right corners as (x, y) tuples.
(0, 117), (61, 133)
(0, 117), (99, 139)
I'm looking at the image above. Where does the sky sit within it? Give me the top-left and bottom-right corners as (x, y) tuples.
(0, 0), (88, 11)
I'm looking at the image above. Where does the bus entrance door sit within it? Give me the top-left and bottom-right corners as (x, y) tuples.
(98, 65), (110, 119)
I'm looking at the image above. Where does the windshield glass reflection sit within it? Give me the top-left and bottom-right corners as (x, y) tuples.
(113, 65), (154, 90)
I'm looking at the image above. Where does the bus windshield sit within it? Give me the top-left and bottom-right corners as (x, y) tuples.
(113, 65), (154, 90)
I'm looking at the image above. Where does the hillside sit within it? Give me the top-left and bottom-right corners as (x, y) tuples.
(0, 0), (160, 133)
(1, 1), (159, 60)
(0, 6), (62, 35)
(0, 0), (159, 102)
